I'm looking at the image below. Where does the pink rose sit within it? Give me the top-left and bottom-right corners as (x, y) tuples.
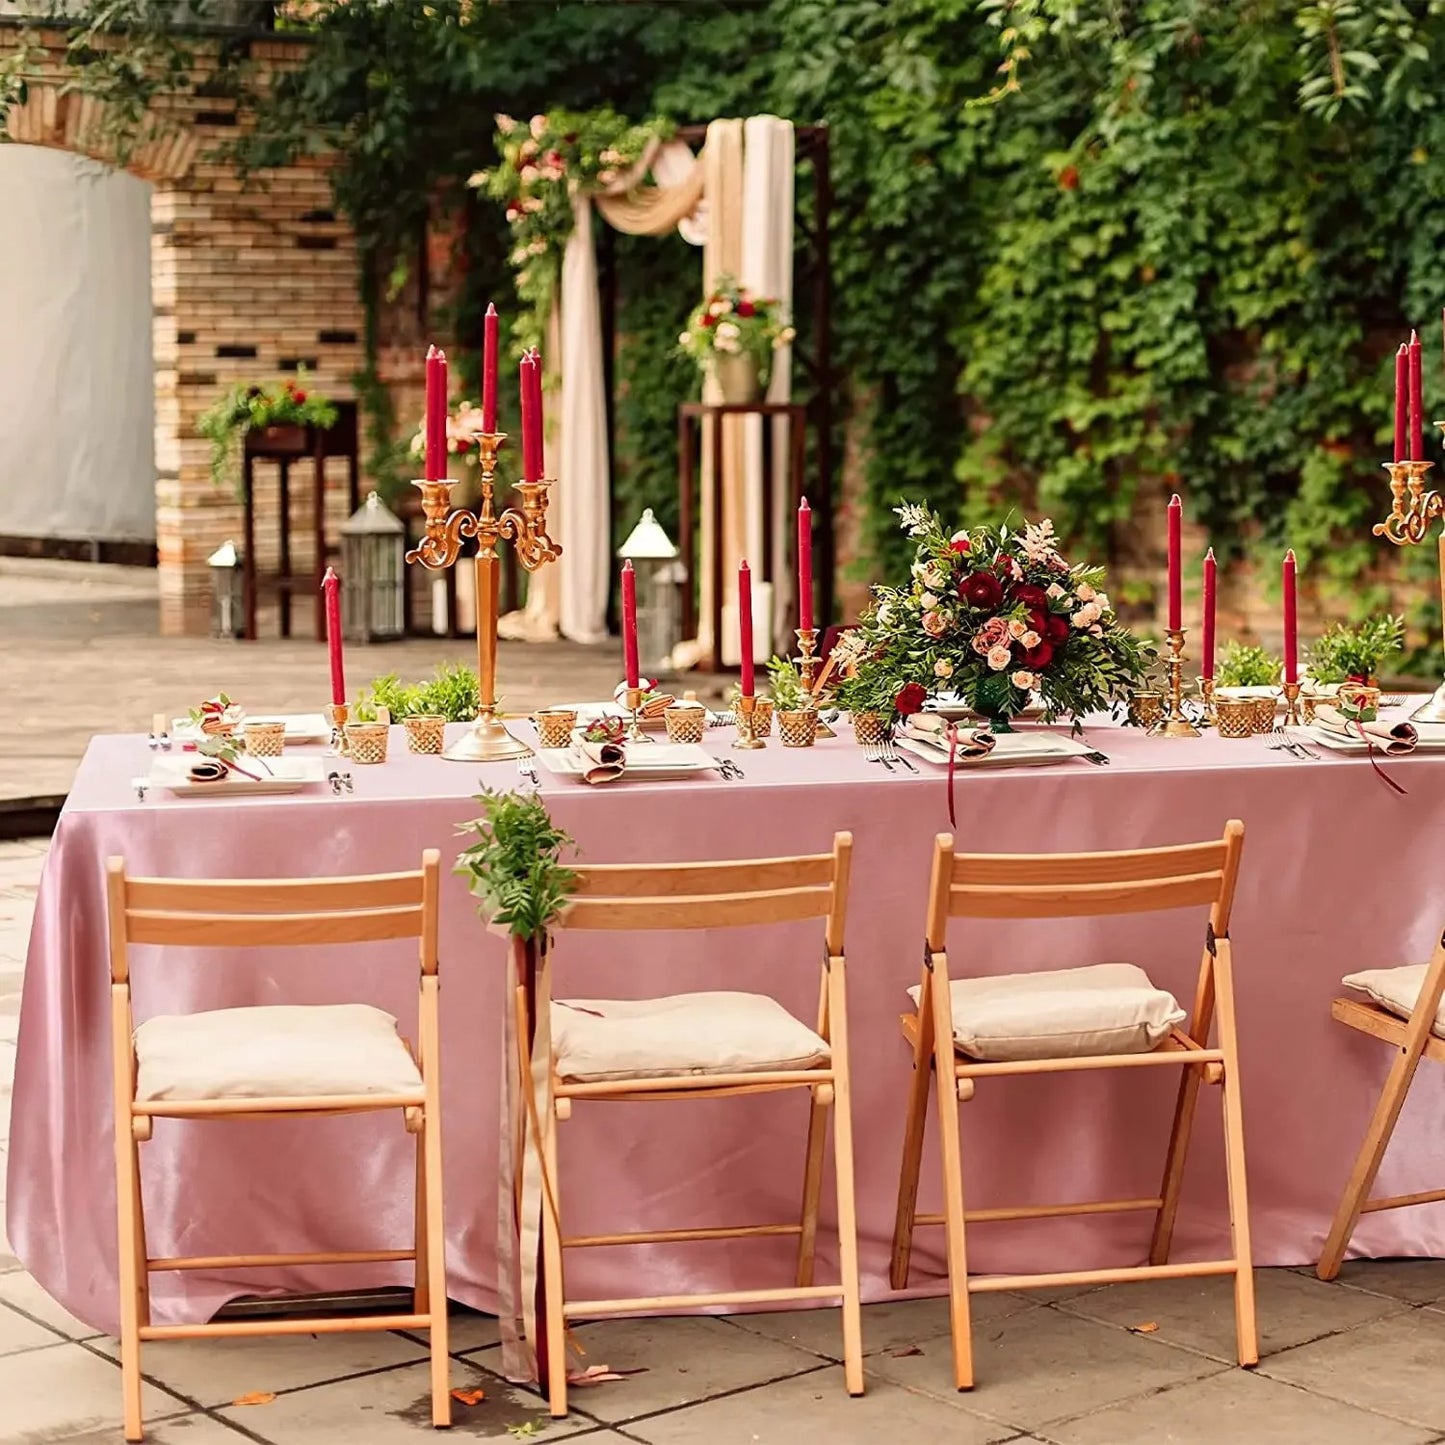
(1010, 670), (1037, 690)
(986, 644), (1011, 671)
(971, 616), (1011, 655)
(1007, 618), (1026, 639)
(922, 610), (947, 637)
(1021, 629), (1041, 649)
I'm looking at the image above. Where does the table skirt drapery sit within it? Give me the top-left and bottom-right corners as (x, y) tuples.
(11, 721), (1445, 1337)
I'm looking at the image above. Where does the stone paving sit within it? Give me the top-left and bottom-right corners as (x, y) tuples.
(6, 837), (1445, 1442)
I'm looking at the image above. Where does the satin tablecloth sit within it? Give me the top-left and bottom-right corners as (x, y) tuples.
(11, 716), (1445, 1336)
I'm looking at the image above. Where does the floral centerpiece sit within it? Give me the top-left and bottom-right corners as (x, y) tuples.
(679, 276), (795, 404)
(834, 504), (1152, 731)
(197, 371), (337, 491)
(408, 400), (489, 471)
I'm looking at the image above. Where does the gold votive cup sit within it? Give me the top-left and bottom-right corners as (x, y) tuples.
(404, 714), (447, 755)
(777, 708), (819, 748)
(751, 698), (775, 737)
(852, 711), (890, 746)
(534, 708), (578, 750)
(1129, 690), (1164, 730)
(663, 704), (707, 745)
(1339, 682), (1381, 719)
(344, 721), (389, 764)
(241, 721), (285, 758)
(1250, 695), (1278, 733)
(1216, 698), (1255, 739)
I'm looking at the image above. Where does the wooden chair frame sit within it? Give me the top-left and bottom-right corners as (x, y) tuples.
(890, 823), (1255, 1390)
(1317, 932), (1445, 1280)
(106, 852), (450, 1442)
(524, 833), (862, 1417)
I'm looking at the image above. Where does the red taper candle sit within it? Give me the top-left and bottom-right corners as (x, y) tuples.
(1166, 493), (1182, 632)
(620, 559), (640, 690)
(1201, 548), (1217, 682)
(1282, 549), (1298, 685)
(1409, 330), (1423, 463)
(738, 560), (755, 697)
(797, 497), (814, 632)
(520, 351), (541, 482)
(424, 345), (446, 482)
(1395, 342), (1409, 464)
(321, 566), (345, 705)
(481, 303), (499, 435)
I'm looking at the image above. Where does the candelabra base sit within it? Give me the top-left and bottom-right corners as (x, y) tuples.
(1410, 679), (1445, 724)
(442, 712), (534, 762)
(1161, 716), (1201, 739)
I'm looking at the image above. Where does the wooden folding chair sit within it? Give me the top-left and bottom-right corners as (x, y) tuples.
(106, 851), (450, 1442)
(522, 832), (862, 1417)
(1317, 933), (1445, 1280)
(890, 823), (1255, 1389)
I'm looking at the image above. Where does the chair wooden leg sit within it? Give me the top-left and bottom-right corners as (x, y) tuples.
(795, 1085), (830, 1288)
(1149, 1064), (1205, 1266)
(934, 1060), (974, 1390)
(421, 1116), (450, 1427)
(890, 1024), (933, 1291)
(414, 1129), (431, 1317)
(1317, 1047), (1422, 1282)
(827, 969), (864, 1397)
(116, 1123), (145, 1442)
(541, 1103), (569, 1418)
(1213, 948), (1257, 1367)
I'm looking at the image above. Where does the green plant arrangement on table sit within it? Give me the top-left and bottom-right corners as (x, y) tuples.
(1308, 617), (1405, 689)
(362, 664), (481, 723)
(456, 788), (577, 939)
(679, 277), (795, 405)
(1216, 642), (1283, 690)
(197, 370), (338, 492)
(834, 504), (1152, 733)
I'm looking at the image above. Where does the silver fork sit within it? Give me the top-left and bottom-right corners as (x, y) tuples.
(516, 757), (539, 790)
(863, 741), (896, 774)
(1269, 724), (1316, 760)
(878, 736), (918, 773)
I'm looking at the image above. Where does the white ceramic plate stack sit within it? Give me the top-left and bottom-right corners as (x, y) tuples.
(135, 756), (331, 796)
(896, 730), (1099, 769)
(170, 712), (332, 745)
(537, 741), (720, 782)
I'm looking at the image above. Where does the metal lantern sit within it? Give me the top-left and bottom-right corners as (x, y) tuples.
(207, 540), (244, 639)
(341, 491), (406, 642)
(618, 508), (682, 672)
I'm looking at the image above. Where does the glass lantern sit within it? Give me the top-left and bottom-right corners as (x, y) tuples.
(617, 508), (682, 673)
(207, 540), (244, 640)
(340, 492), (406, 642)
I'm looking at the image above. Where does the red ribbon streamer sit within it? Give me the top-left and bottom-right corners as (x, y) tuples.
(946, 722), (959, 827)
(1352, 718), (1407, 797)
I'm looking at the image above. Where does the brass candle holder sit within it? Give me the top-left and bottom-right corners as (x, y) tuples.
(734, 693), (767, 750)
(405, 432), (561, 761)
(327, 702), (351, 756)
(1160, 628), (1200, 737)
(1281, 679), (1303, 727)
(1376, 452), (1445, 723)
(1197, 676), (1218, 728)
(795, 627), (835, 737)
(623, 686), (646, 743)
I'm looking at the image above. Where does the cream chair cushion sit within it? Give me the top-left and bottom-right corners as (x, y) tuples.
(133, 1004), (423, 1103)
(551, 991), (830, 1083)
(908, 962), (1186, 1062)
(1343, 965), (1445, 1036)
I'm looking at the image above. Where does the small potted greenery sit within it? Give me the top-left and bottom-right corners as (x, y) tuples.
(1216, 642), (1282, 693)
(197, 370), (338, 493)
(679, 275), (795, 404)
(344, 696), (390, 764)
(1309, 617), (1404, 690)
(767, 656), (817, 747)
(456, 788), (578, 940)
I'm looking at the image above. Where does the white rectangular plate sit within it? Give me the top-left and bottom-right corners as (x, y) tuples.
(537, 741), (719, 782)
(897, 730), (1097, 768)
(171, 712), (331, 745)
(136, 755), (331, 796)
(1301, 724), (1445, 755)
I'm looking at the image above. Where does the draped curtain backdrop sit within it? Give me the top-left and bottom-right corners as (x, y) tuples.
(497, 117), (796, 662)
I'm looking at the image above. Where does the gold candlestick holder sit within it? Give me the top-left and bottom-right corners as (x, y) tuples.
(405, 432), (561, 761)
(1197, 677), (1218, 728)
(327, 702), (350, 756)
(1160, 628), (1199, 737)
(623, 686), (646, 743)
(795, 627), (835, 737)
(1281, 680), (1303, 727)
(1376, 453), (1445, 723)
(734, 693), (766, 750)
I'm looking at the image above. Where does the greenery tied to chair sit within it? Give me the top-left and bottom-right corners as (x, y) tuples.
(456, 789), (577, 939)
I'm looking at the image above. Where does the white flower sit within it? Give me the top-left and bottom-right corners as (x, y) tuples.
(1094, 590), (1110, 612)
(1021, 629), (1041, 649)
(679, 331), (693, 347)
(986, 644), (1012, 671)
(934, 659), (954, 678)
(776, 326), (796, 346)
(1007, 618), (1026, 639)
(496, 114), (518, 134)
(1071, 602), (1101, 628)
(1011, 670), (1037, 690)
(716, 299), (733, 314)
(520, 164), (540, 184)
(715, 321), (740, 341)
(467, 169), (489, 189)
(519, 138), (538, 160)
(708, 301), (725, 317)
(529, 114), (548, 138)
(893, 503), (932, 537)
(600, 147), (623, 164)
(510, 246), (529, 265)
(921, 592), (942, 612)
(1046, 582), (1065, 599)
(526, 238), (547, 256)
(1021, 519), (1059, 561)
(1075, 582), (1097, 602)
(523, 196), (544, 213)
(916, 561), (947, 590)
(876, 603), (894, 626)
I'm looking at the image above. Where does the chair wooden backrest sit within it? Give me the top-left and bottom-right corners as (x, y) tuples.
(557, 832), (853, 955)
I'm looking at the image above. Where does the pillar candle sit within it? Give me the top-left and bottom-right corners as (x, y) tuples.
(520, 352), (540, 482)
(1167, 493), (1182, 632)
(1201, 548), (1217, 682)
(1409, 330), (1423, 463)
(322, 566), (345, 705)
(621, 560), (640, 690)
(1395, 343), (1409, 464)
(424, 345), (446, 482)
(1282, 549), (1298, 686)
(797, 497), (814, 632)
(481, 303), (499, 435)
(739, 560), (755, 697)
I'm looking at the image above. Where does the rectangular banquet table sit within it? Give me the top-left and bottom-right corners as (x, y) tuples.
(12, 713), (1445, 1336)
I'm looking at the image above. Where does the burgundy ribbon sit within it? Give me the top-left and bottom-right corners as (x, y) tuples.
(1351, 717), (1407, 797)
(946, 722), (959, 827)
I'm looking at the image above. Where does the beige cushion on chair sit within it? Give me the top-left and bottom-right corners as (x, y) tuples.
(133, 1004), (423, 1103)
(907, 962), (1186, 1062)
(551, 991), (830, 1083)
(1343, 965), (1444, 1036)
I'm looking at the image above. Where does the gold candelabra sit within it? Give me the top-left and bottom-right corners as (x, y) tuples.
(1160, 628), (1199, 737)
(1375, 450), (1445, 724)
(794, 627), (835, 737)
(405, 433), (561, 761)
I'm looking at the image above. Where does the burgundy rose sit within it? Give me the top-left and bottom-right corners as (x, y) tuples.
(1023, 640), (1055, 671)
(736, 299), (756, 317)
(894, 682), (927, 717)
(1012, 583), (1050, 611)
(700, 312), (716, 327)
(957, 571), (1004, 610)
(1044, 614), (1070, 643)
(949, 532), (971, 554)
(1027, 608), (1049, 637)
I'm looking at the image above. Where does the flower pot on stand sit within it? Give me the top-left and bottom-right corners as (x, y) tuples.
(714, 354), (762, 405)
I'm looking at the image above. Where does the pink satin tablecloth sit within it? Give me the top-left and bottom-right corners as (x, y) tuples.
(11, 716), (1445, 1335)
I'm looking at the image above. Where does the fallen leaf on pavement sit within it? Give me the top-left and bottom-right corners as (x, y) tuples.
(450, 1387), (486, 1406)
(1130, 1321), (1160, 1334)
(888, 1344), (924, 1358)
(231, 1392), (276, 1407)
(568, 1364), (649, 1386)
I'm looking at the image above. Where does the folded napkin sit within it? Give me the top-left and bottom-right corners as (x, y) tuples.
(903, 714), (998, 760)
(572, 736), (626, 784)
(612, 681), (673, 718)
(1313, 706), (1418, 755)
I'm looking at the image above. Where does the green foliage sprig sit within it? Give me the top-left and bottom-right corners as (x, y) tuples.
(766, 656), (809, 711)
(197, 371), (337, 491)
(455, 788), (578, 940)
(1310, 615), (1406, 684)
(360, 663), (480, 723)
(1217, 642), (1283, 688)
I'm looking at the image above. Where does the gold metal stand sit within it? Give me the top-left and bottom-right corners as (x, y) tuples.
(1197, 676), (1218, 728)
(1375, 453), (1445, 724)
(795, 627), (835, 737)
(623, 686), (646, 743)
(405, 433), (561, 761)
(733, 693), (766, 749)
(1281, 680), (1303, 727)
(1160, 628), (1199, 737)
(326, 703), (351, 756)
